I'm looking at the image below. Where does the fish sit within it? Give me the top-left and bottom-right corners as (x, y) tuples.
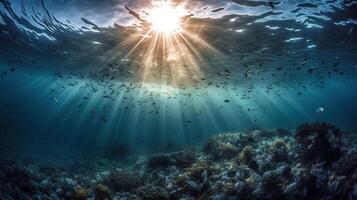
(124, 5), (146, 23)
(100, 116), (107, 122)
(268, 1), (276, 9)
(211, 7), (224, 13)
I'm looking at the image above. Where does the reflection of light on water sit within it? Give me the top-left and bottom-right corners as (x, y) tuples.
(92, 41), (102, 45)
(235, 29), (245, 33)
(307, 44), (316, 49)
(265, 25), (280, 30)
(285, 37), (303, 42)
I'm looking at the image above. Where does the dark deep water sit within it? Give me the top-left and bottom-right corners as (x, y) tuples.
(1, 0), (357, 199)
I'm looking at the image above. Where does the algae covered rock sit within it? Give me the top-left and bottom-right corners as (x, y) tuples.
(214, 142), (239, 159)
(136, 184), (169, 200)
(73, 186), (88, 200)
(261, 170), (284, 197)
(295, 122), (342, 164)
(238, 146), (258, 170)
(186, 160), (217, 181)
(203, 133), (255, 159)
(270, 138), (289, 162)
(172, 150), (196, 168)
(95, 184), (111, 200)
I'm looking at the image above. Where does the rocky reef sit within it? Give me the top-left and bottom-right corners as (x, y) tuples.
(1, 122), (357, 200)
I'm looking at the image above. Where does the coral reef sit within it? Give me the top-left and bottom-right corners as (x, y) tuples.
(1, 122), (357, 200)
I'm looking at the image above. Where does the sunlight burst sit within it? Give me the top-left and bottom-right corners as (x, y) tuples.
(122, 1), (223, 87)
(147, 3), (185, 34)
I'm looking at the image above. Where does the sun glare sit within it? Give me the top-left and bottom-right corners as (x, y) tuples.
(124, 1), (222, 86)
(147, 3), (185, 34)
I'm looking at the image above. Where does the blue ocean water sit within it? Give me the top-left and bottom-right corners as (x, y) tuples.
(0, 0), (356, 159)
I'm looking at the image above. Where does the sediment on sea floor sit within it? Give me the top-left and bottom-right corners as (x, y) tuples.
(1, 122), (357, 200)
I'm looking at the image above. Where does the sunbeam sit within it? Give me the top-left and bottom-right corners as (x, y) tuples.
(123, 0), (223, 87)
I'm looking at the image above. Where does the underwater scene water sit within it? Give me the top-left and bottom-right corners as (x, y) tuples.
(0, 0), (357, 199)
